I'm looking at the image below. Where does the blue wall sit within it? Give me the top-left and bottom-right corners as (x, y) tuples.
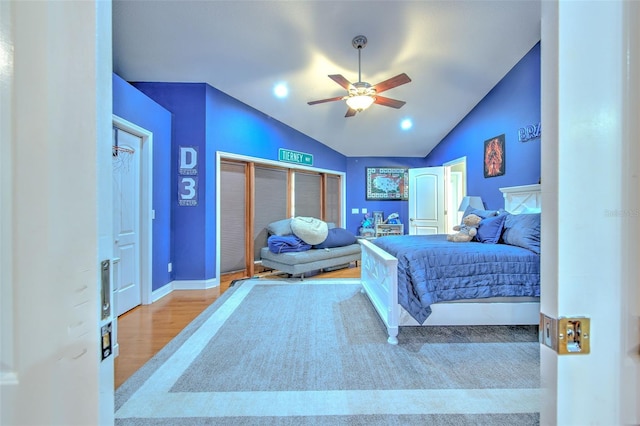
(130, 82), (348, 282)
(424, 42), (541, 210)
(345, 157), (428, 234)
(112, 74), (173, 291)
(129, 83), (209, 282)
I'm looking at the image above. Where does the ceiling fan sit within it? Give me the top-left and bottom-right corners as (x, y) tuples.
(308, 35), (411, 117)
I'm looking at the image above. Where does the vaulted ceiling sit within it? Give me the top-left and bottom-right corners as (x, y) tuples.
(113, 1), (540, 157)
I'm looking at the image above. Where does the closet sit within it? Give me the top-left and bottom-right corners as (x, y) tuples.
(219, 158), (342, 278)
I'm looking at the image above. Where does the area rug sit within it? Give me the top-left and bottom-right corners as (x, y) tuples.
(115, 279), (540, 425)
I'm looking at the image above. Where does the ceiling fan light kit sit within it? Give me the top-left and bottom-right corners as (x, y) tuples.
(346, 95), (375, 111)
(308, 35), (411, 117)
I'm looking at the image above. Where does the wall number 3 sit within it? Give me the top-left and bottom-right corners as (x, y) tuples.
(178, 176), (198, 206)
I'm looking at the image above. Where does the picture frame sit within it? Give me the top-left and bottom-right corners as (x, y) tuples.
(372, 211), (384, 225)
(483, 134), (506, 178)
(365, 167), (409, 200)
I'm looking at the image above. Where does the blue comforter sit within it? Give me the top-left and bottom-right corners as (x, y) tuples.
(372, 234), (540, 323)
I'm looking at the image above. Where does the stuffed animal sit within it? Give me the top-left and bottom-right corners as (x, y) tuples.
(385, 212), (401, 224)
(447, 213), (482, 242)
(361, 212), (374, 228)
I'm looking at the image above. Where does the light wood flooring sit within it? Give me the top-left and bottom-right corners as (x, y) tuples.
(114, 265), (360, 388)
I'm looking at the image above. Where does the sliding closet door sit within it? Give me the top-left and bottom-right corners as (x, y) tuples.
(324, 174), (341, 226)
(220, 161), (247, 274)
(218, 156), (345, 274)
(293, 171), (321, 218)
(253, 165), (288, 261)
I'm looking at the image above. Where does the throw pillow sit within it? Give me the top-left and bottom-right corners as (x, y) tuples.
(475, 213), (508, 244)
(461, 205), (499, 224)
(290, 216), (328, 245)
(267, 218), (293, 236)
(501, 213), (541, 254)
(313, 228), (357, 249)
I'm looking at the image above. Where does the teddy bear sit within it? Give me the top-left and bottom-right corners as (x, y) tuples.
(447, 213), (482, 242)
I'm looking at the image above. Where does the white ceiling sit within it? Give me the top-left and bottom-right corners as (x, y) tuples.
(113, 1), (541, 158)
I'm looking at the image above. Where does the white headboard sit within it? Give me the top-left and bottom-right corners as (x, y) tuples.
(499, 184), (541, 213)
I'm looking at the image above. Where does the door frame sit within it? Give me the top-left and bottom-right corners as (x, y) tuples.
(215, 151), (347, 280)
(443, 156), (467, 232)
(112, 116), (153, 312)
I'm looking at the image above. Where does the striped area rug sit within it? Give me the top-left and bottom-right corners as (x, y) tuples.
(115, 279), (539, 425)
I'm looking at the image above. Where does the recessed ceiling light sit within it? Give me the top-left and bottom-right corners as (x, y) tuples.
(400, 118), (413, 130)
(273, 83), (288, 99)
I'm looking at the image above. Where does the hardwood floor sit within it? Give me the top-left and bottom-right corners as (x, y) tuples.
(114, 264), (360, 388)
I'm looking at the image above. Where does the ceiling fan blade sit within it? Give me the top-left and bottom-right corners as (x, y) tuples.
(374, 96), (406, 109)
(307, 96), (345, 106)
(373, 73), (411, 94)
(329, 74), (353, 90)
(345, 107), (357, 118)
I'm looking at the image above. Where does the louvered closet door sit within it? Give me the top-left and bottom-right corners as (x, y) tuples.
(324, 174), (341, 226)
(293, 171), (321, 218)
(220, 161), (247, 274)
(253, 166), (288, 261)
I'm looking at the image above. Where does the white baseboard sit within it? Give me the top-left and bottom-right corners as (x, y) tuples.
(150, 282), (173, 303)
(150, 278), (220, 303)
(172, 277), (219, 290)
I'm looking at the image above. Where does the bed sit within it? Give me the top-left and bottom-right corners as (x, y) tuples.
(359, 184), (541, 344)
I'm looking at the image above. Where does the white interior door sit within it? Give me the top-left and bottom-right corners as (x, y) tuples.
(113, 128), (142, 316)
(408, 167), (445, 235)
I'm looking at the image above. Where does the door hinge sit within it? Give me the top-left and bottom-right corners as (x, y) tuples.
(539, 313), (590, 355)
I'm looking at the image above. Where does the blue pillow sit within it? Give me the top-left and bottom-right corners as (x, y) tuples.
(475, 213), (507, 244)
(313, 227), (357, 249)
(462, 205), (498, 224)
(501, 213), (541, 254)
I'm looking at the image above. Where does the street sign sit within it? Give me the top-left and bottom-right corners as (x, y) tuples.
(278, 148), (313, 166)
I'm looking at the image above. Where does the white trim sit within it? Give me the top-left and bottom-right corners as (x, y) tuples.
(216, 154), (221, 288)
(216, 151), (347, 280)
(112, 115), (154, 306)
(218, 151), (343, 176)
(442, 156), (467, 231)
(499, 183), (540, 194)
(151, 282), (174, 303)
(443, 156), (467, 168)
(150, 279), (221, 304)
(171, 278), (219, 291)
